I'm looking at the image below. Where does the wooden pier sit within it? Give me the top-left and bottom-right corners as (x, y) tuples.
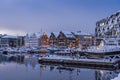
(38, 56), (119, 70)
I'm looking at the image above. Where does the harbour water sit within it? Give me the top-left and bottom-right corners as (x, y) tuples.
(0, 54), (119, 80)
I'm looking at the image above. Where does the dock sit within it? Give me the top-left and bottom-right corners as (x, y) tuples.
(38, 55), (119, 70)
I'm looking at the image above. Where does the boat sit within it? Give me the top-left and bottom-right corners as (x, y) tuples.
(83, 46), (120, 59)
(38, 47), (49, 54)
(47, 46), (60, 53)
(83, 41), (120, 59)
(26, 47), (39, 53)
(54, 48), (74, 55)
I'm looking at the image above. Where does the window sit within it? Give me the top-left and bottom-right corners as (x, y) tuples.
(98, 29), (100, 32)
(103, 28), (105, 31)
(112, 19), (114, 23)
(99, 22), (105, 26)
(117, 17), (120, 22)
(116, 12), (120, 16)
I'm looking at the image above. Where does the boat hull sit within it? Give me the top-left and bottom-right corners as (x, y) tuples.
(83, 51), (120, 59)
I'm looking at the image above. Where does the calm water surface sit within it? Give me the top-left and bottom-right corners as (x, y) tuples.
(0, 54), (119, 80)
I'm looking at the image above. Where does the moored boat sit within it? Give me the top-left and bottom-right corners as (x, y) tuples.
(82, 40), (120, 59)
(38, 48), (49, 54)
(54, 48), (74, 55)
(47, 46), (60, 53)
(83, 46), (120, 58)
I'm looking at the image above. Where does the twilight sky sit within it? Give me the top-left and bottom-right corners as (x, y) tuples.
(0, 0), (120, 35)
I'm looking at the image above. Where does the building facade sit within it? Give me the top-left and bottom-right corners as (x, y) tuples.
(24, 31), (93, 48)
(0, 35), (18, 47)
(49, 32), (59, 46)
(95, 11), (120, 45)
(24, 32), (41, 47)
(73, 31), (94, 49)
(18, 36), (25, 47)
(39, 32), (50, 47)
(57, 31), (76, 48)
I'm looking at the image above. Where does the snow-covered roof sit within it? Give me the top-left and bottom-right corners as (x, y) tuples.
(81, 32), (93, 35)
(35, 32), (42, 38)
(61, 31), (74, 38)
(25, 33), (32, 37)
(73, 31), (92, 36)
(52, 32), (59, 37)
(45, 32), (51, 38)
(25, 32), (42, 38)
(2, 35), (17, 39)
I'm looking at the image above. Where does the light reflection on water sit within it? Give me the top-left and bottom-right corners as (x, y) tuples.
(0, 54), (119, 80)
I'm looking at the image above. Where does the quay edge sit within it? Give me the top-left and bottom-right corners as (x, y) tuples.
(38, 57), (119, 70)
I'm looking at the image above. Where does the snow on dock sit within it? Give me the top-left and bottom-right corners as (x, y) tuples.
(112, 73), (120, 80)
(39, 55), (118, 63)
(38, 55), (119, 70)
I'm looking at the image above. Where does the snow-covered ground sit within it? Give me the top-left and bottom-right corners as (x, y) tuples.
(112, 73), (120, 80)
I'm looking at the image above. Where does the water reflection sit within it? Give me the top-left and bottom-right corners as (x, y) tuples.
(0, 54), (24, 63)
(0, 54), (119, 80)
(95, 70), (119, 80)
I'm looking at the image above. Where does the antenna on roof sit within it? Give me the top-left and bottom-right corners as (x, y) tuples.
(41, 28), (42, 33)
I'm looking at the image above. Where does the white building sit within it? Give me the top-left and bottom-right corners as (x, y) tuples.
(24, 32), (41, 47)
(95, 11), (120, 45)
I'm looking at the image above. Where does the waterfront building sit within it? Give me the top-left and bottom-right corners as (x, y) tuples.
(0, 35), (18, 47)
(39, 32), (50, 47)
(17, 36), (25, 47)
(95, 11), (120, 45)
(24, 31), (93, 48)
(57, 31), (76, 48)
(49, 32), (59, 46)
(72, 31), (94, 48)
(24, 32), (41, 47)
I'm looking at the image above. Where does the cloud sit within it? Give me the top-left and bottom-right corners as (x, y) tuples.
(0, 28), (26, 36)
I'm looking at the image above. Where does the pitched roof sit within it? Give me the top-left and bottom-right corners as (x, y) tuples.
(62, 31), (75, 38)
(52, 32), (59, 37)
(35, 32), (42, 38)
(25, 32), (42, 38)
(44, 32), (51, 38)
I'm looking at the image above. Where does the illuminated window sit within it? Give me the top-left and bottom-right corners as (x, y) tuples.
(99, 22), (105, 26)
(43, 32), (46, 36)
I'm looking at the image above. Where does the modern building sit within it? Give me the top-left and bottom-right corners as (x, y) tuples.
(95, 11), (120, 45)
(0, 35), (18, 47)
